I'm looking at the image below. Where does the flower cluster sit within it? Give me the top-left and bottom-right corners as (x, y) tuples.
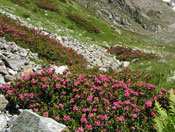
(66, 14), (100, 33)
(35, 1), (60, 13)
(0, 14), (87, 72)
(0, 67), (166, 132)
(108, 46), (156, 61)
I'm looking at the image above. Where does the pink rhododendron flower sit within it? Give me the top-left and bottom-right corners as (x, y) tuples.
(76, 127), (84, 132)
(56, 83), (61, 88)
(81, 118), (87, 124)
(145, 100), (152, 108)
(131, 113), (137, 118)
(86, 124), (92, 130)
(124, 100), (130, 105)
(43, 112), (48, 117)
(34, 108), (38, 113)
(70, 99), (74, 104)
(135, 108), (140, 112)
(117, 116), (125, 121)
(75, 94), (80, 99)
(57, 104), (64, 109)
(94, 120), (100, 126)
(73, 106), (78, 111)
(29, 93), (34, 99)
(54, 116), (60, 121)
(31, 79), (36, 84)
(41, 77), (47, 82)
(87, 95), (93, 101)
(151, 112), (156, 117)
(88, 113), (94, 118)
(103, 83), (108, 88)
(131, 126), (136, 130)
(64, 116), (70, 121)
(102, 115), (108, 120)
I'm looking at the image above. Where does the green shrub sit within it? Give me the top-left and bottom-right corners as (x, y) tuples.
(35, 1), (60, 13)
(66, 14), (100, 33)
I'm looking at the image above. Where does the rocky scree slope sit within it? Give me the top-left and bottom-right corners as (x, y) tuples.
(75, 0), (175, 34)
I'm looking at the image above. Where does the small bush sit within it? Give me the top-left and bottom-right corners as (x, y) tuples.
(35, 1), (60, 13)
(108, 46), (156, 61)
(66, 14), (100, 33)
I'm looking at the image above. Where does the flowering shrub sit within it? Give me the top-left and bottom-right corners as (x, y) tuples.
(35, 1), (60, 13)
(0, 14), (87, 72)
(108, 46), (156, 61)
(0, 68), (168, 132)
(66, 14), (100, 33)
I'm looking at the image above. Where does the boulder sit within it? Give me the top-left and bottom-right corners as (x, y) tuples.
(0, 95), (8, 111)
(0, 114), (7, 131)
(9, 110), (68, 132)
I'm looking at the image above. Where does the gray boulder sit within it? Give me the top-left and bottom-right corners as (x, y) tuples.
(0, 114), (7, 131)
(0, 95), (8, 111)
(9, 110), (68, 132)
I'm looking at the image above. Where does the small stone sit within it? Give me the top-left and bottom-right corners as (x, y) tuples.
(0, 66), (8, 75)
(8, 69), (17, 76)
(4, 75), (15, 82)
(0, 95), (8, 111)
(0, 75), (6, 85)
(123, 61), (130, 67)
(52, 65), (69, 75)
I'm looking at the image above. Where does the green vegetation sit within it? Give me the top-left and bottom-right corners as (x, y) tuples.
(0, 0), (175, 131)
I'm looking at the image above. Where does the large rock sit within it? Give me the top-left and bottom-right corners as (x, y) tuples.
(3, 56), (24, 71)
(9, 110), (68, 132)
(0, 114), (7, 131)
(0, 95), (8, 111)
(0, 75), (6, 85)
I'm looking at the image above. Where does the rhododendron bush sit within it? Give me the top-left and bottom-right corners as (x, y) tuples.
(108, 46), (156, 61)
(0, 68), (168, 132)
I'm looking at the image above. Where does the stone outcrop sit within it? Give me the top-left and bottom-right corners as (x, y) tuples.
(0, 37), (42, 86)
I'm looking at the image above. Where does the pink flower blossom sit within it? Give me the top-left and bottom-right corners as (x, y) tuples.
(124, 100), (130, 105)
(145, 100), (152, 108)
(54, 116), (60, 121)
(29, 93), (34, 99)
(43, 112), (48, 117)
(56, 83), (61, 88)
(76, 127), (84, 132)
(73, 106), (78, 111)
(81, 118), (87, 124)
(131, 113), (137, 118)
(57, 104), (64, 109)
(75, 94), (80, 99)
(31, 79), (36, 84)
(34, 108), (38, 113)
(135, 108), (140, 112)
(88, 113), (94, 118)
(86, 124), (92, 130)
(70, 99), (74, 104)
(131, 126), (136, 130)
(87, 95), (93, 101)
(94, 120), (100, 126)
(102, 115), (108, 120)
(151, 112), (156, 117)
(117, 116), (125, 121)
(64, 116), (70, 121)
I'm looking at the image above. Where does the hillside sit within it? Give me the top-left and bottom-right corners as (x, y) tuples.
(0, 0), (175, 132)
